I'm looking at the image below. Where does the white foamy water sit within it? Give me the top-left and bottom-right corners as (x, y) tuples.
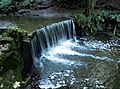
(40, 40), (83, 66)
(38, 78), (65, 89)
(30, 19), (120, 89)
(83, 40), (111, 50)
(42, 40), (112, 64)
(45, 56), (75, 65)
(45, 40), (81, 55)
(36, 39), (117, 89)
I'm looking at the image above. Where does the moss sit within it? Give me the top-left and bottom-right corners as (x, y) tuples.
(0, 28), (31, 88)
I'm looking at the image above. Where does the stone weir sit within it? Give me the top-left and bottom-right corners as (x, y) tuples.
(29, 20), (76, 73)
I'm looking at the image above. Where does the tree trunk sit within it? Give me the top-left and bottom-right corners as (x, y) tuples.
(84, 0), (98, 16)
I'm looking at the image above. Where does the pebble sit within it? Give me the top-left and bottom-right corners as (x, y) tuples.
(95, 80), (100, 84)
(0, 44), (9, 51)
(64, 74), (69, 77)
(50, 76), (54, 79)
(0, 84), (3, 88)
(100, 85), (105, 88)
(95, 85), (100, 88)
(85, 78), (89, 81)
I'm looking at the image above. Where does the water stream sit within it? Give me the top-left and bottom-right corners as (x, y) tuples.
(0, 16), (67, 32)
(30, 20), (120, 89)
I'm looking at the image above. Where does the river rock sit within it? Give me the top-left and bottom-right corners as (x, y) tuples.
(18, 9), (30, 15)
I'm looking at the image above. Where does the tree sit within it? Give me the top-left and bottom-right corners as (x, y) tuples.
(84, 0), (98, 16)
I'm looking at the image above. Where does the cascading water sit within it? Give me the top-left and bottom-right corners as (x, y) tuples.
(31, 20), (76, 56)
(30, 20), (120, 89)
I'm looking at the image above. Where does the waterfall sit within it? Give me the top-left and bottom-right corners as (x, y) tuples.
(31, 20), (76, 60)
(29, 20), (116, 89)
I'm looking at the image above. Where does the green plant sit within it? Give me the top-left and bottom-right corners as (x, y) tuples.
(0, 28), (30, 88)
(76, 11), (120, 37)
(116, 15), (120, 22)
(76, 13), (98, 36)
(0, 0), (13, 9)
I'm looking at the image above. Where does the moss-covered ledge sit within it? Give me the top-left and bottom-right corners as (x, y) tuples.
(0, 28), (33, 89)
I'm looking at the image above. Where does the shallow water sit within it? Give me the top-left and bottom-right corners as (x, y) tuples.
(31, 38), (120, 89)
(0, 16), (67, 32)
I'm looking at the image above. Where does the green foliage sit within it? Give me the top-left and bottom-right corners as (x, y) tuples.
(0, 0), (35, 13)
(0, 0), (13, 9)
(116, 15), (120, 22)
(2, 28), (28, 40)
(97, 11), (109, 22)
(76, 14), (89, 27)
(0, 28), (28, 71)
(0, 28), (30, 88)
(76, 11), (120, 36)
(20, 0), (34, 7)
(76, 13), (98, 36)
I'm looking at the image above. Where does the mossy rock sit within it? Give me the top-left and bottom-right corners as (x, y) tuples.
(0, 37), (12, 45)
(2, 28), (27, 38)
